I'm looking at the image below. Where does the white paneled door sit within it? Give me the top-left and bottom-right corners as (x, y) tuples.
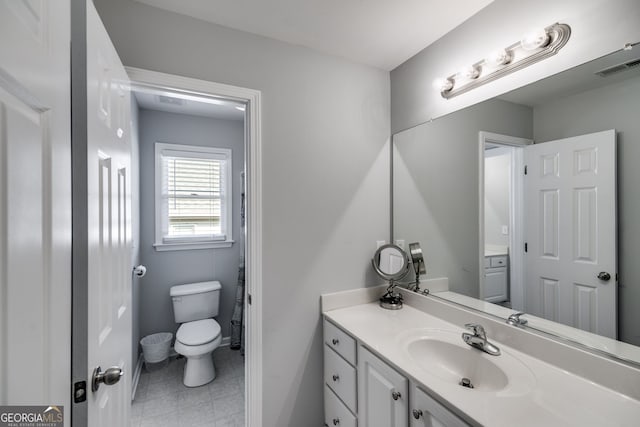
(0, 0), (72, 416)
(524, 130), (616, 338)
(86, 3), (133, 426)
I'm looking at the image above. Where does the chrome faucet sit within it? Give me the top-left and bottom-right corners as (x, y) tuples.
(507, 312), (528, 327)
(462, 323), (501, 356)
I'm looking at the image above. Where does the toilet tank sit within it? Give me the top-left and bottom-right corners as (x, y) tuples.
(170, 281), (221, 323)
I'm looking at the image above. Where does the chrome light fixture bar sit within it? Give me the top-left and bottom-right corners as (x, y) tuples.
(435, 23), (571, 99)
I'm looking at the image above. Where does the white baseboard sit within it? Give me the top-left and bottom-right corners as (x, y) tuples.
(131, 353), (144, 401)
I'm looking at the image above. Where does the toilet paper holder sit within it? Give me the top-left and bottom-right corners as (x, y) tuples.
(132, 265), (147, 277)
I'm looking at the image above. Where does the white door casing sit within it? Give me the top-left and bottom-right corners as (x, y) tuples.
(478, 132), (531, 311)
(85, 3), (133, 425)
(524, 130), (616, 338)
(124, 66), (263, 426)
(0, 0), (72, 420)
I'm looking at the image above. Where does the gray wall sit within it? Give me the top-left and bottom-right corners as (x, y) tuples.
(130, 97), (141, 368)
(393, 99), (532, 297)
(93, 1), (390, 425)
(533, 76), (640, 346)
(391, 0), (640, 133)
(138, 110), (244, 342)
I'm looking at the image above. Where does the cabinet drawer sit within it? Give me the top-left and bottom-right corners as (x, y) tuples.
(484, 257), (490, 268)
(490, 256), (507, 267)
(324, 319), (356, 365)
(325, 345), (357, 412)
(325, 385), (357, 427)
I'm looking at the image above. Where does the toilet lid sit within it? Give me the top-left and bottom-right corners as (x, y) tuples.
(176, 319), (221, 346)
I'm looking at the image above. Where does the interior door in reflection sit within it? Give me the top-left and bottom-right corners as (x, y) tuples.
(524, 129), (616, 338)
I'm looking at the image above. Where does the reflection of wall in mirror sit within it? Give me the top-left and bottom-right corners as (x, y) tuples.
(484, 148), (511, 248)
(380, 247), (404, 275)
(392, 99), (532, 298)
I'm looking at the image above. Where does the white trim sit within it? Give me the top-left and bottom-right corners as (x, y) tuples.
(131, 353), (144, 401)
(478, 132), (532, 309)
(126, 67), (262, 426)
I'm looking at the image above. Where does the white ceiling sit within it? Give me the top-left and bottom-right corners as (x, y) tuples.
(134, 0), (494, 71)
(134, 91), (245, 121)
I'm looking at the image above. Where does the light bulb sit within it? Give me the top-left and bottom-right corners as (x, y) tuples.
(459, 65), (481, 80)
(432, 77), (454, 93)
(521, 28), (550, 51)
(485, 49), (512, 67)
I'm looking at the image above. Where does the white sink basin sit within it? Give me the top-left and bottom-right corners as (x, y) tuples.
(400, 329), (536, 396)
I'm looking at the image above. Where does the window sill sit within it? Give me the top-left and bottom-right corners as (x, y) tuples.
(153, 240), (234, 252)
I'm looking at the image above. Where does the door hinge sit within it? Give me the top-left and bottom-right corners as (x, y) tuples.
(524, 242), (528, 253)
(73, 381), (87, 403)
(524, 165), (528, 175)
(247, 293), (252, 305)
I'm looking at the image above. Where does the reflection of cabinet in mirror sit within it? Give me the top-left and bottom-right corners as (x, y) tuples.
(484, 254), (509, 303)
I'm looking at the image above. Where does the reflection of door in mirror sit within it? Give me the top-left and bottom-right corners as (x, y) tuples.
(524, 130), (616, 338)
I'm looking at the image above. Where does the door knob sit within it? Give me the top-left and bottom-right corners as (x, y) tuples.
(391, 391), (401, 400)
(92, 366), (124, 392)
(412, 409), (423, 419)
(597, 272), (611, 282)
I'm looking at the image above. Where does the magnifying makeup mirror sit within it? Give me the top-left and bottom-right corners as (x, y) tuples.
(372, 242), (428, 310)
(371, 244), (411, 310)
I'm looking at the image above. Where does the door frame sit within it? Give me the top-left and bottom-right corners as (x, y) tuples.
(71, 65), (263, 425)
(125, 67), (264, 425)
(478, 131), (531, 310)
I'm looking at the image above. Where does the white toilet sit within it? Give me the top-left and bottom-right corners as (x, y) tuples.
(170, 280), (223, 387)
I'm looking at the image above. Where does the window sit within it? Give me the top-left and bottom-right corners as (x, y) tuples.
(155, 143), (232, 250)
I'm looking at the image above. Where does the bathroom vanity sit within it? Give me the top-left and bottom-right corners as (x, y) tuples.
(322, 287), (640, 427)
(483, 253), (508, 303)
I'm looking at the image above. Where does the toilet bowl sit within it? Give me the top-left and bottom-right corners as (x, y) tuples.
(170, 281), (223, 387)
(174, 319), (222, 387)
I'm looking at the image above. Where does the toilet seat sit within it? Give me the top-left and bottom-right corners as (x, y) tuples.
(176, 319), (221, 346)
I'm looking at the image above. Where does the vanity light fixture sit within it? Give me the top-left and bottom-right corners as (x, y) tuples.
(434, 22), (571, 99)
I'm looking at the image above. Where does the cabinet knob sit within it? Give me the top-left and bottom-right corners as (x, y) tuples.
(412, 409), (423, 419)
(332, 418), (340, 425)
(332, 338), (339, 345)
(391, 391), (402, 401)
(332, 374), (339, 382)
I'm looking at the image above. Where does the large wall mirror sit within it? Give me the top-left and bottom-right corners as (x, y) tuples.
(392, 45), (640, 365)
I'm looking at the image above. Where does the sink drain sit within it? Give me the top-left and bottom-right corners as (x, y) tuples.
(459, 377), (474, 389)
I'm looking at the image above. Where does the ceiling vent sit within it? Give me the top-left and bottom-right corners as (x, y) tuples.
(595, 58), (640, 77)
(157, 95), (184, 106)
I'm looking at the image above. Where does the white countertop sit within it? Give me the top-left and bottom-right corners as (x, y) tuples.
(485, 244), (508, 257)
(324, 302), (640, 427)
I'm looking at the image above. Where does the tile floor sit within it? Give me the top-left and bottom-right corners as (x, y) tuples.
(132, 346), (245, 427)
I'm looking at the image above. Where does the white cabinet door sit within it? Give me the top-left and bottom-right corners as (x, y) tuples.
(524, 130), (616, 338)
(484, 268), (507, 302)
(358, 346), (408, 427)
(410, 384), (470, 427)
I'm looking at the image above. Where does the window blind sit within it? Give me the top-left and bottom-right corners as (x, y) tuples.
(161, 155), (226, 240)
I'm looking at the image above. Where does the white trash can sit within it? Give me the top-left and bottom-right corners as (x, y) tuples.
(140, 332), (173, 371)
